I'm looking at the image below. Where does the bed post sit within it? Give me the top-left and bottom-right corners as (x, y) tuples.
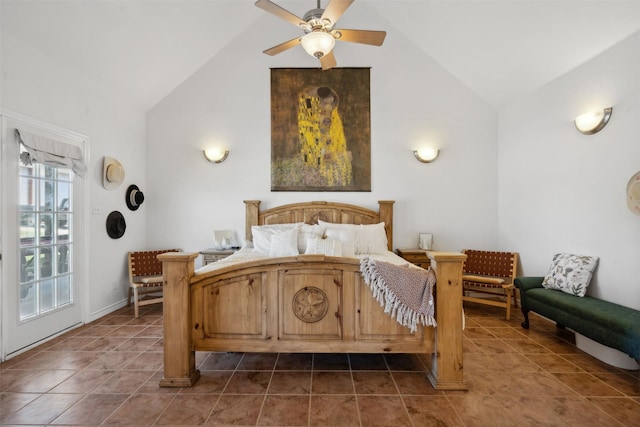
(378, 200), (394, 250)
(245, 200), (261, 241)
(158, 252), (200, 387)
(426, 251), (468, 390)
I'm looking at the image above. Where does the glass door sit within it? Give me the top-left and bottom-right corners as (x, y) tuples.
(19, 163), (74, 322)
(1, 114), (85, 359)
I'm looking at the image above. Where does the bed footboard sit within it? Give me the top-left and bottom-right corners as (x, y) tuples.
(158, 252), (199, 387)
(158, 251), (467, 390)
(426, 251), (466, 390)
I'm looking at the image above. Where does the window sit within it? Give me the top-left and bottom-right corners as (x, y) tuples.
(19, 162), (73, 321)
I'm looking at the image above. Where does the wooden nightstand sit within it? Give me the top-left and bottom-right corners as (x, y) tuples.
(396, 248), (430, 269)
(200, 248), (238, 265)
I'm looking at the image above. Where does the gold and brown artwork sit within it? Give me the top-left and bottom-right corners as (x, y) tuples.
(271, 68), (371, 192)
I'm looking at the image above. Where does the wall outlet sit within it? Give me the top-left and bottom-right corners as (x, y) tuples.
(112, 280), (118, 290)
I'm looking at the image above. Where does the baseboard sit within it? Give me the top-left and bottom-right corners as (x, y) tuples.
(87, 299), (128, 323)
(2, 322), (83, 361)
(575, 333), (639, 370)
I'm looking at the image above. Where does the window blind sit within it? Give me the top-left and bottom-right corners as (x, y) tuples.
(16, 128), (87, 176)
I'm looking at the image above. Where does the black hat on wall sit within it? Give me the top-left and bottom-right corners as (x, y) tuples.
(126, 185), (145, 211)
(106, 211), (126, 239)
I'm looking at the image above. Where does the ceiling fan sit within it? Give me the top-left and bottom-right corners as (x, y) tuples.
(255, 0), (386, 70)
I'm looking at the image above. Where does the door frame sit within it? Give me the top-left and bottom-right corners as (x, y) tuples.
(0, 110), (90, 360)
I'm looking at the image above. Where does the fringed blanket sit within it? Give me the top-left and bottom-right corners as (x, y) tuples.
(360, 257), (437, 333)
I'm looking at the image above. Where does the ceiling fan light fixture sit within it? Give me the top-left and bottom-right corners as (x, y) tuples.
(301, 31), (335, 58)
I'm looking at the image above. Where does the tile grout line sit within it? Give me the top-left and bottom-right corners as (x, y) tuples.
(347, 354), (364, 427)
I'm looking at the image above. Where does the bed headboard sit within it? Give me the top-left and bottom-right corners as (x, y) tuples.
(244, 200), (395, 251)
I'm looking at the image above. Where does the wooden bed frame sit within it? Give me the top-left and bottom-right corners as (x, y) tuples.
(158, 200), (467, 390)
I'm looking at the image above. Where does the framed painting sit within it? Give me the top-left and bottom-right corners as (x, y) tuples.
(270, 68), (371, 192)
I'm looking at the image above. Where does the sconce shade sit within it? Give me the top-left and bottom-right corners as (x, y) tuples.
(574, 107), (612, 135)
(203, 148), (229, 163)
(300, 31), (336, 58)
(413, 148), (440, 163)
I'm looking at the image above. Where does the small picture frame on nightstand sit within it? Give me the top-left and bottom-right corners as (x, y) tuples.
(214, 230), (235, 249)
(418, 233), (433, 250)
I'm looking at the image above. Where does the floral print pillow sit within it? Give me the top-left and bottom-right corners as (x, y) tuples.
(542, 253), (599, 297)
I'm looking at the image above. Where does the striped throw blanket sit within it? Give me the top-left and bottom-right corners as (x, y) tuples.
(360, 257), (437, 333)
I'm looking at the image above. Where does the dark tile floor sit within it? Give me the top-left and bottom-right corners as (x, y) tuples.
(1, 302), (638, 426)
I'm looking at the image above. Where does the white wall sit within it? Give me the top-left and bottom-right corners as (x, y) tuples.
(499, 31), (640, 309)
(146, 8), (499, 261)
(1, 34), (148, 320)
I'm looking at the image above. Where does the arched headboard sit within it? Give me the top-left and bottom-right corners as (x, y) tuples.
(244, 200), (395, 250)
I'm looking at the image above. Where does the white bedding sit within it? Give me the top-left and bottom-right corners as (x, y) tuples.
(195, 246), (419, 276)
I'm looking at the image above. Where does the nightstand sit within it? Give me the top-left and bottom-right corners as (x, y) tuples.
(200, 248), (238, 265)
(395, 248), (430, 269)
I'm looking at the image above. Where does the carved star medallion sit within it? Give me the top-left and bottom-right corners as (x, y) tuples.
(293, 286), (328, 323)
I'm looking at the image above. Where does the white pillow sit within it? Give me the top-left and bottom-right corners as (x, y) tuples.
(297, 224), (325, 253)
(305, 237), (342, 256)
(323, 226), (356, 257)
(542, 253), (599, 297)
(268, 227), (300, 257)
(354, 223), (388, 254)
(318, 221), (388, 255)
(251, 224), (301, 255)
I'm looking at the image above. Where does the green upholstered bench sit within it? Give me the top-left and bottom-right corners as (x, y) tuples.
(515, 276), (640, 361)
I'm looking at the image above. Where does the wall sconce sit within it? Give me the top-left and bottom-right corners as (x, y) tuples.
(413, 148), (440, 163)
(203, 148), (229, 163)
(574, 107), (612, 135)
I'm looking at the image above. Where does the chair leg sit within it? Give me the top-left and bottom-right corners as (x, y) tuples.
(133, 287), (140, 319)
(127, 287), (133, 307)
(505, 288), (512, 320)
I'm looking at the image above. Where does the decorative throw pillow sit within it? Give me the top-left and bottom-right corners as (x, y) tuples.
(297, 224), (325, 253)
(323, 226), (356, 258)
(542, 253), (599, 297)
(304, 237), (342, 256)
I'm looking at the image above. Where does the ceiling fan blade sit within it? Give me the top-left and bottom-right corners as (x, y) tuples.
(335, 29), (386, 46)
(255, 0), (307, 28)
(320, 50), (337, 70)
(263, 36), (302, 56)
(321, 0), (354, 27)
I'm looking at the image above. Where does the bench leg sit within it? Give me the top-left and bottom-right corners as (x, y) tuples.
(521, 308), (530, 329)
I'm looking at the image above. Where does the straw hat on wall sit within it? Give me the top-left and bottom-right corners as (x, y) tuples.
(103, 156), (125, 190)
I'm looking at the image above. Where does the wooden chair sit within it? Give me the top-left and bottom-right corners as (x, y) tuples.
(462, 249), (519, 320)
(128, 249), (180, 318)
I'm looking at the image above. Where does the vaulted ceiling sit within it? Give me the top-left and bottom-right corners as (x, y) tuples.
(2, 1), (640, 112)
